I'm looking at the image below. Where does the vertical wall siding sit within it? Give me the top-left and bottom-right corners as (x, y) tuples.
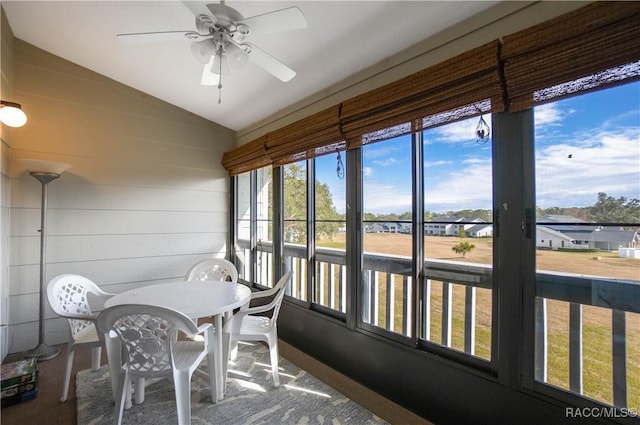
(6, 39), (235, 354)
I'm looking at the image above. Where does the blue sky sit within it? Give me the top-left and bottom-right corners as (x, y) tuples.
(317, 81), (640, 215)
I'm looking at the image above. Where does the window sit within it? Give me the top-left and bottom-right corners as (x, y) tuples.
(234, 171), (251, 281)
(314, 153), (347, 313)
(255, 166), (273, 287)
(422, 116), (494, 360)
(361, 135), (414, 336)
(533, 82), (640, 409)
(283, 161), (307, 300)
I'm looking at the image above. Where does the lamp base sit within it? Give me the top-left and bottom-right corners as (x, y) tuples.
(23, 343), (60, 361)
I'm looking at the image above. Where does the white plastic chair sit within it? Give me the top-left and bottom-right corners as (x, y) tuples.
(186, 258), (238, 283)
(97, 304), (217, 425)
(222, 271), (292, 388)
(186, 258), (239, 321)
(46, 274), (115, 402)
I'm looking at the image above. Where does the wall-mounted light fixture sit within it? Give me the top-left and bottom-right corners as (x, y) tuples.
(0, 100), (28, 127)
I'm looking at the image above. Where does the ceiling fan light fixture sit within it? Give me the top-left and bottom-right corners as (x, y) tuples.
(200, 57), (219, 86)
(212, 52), (231, 76)
(226, 42), (249, 69)
(190, 39), (216, 64)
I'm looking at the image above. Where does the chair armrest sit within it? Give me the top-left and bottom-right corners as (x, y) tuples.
(60, 313), (99, 322)
(196, 322), (214, 335)
(250, 286), (279, 301)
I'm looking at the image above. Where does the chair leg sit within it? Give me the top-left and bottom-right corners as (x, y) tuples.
(134, 378), (145, 405)
(113, 370), (129, 425)
(91, 346), (101, 371)
(229, 341), (239, 361)
(173, 370), (192, 425)
(60, 344), (75, 402)
(268, 337), (279, 387)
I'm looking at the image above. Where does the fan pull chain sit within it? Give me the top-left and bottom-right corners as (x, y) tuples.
(218, 51), (223, 104)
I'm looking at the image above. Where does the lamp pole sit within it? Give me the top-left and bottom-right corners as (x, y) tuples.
(24, 171), (62, 361)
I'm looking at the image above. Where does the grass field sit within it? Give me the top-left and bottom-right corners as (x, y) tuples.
(317, 232), (639, 408)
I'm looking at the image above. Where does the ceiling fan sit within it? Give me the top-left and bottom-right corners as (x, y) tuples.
(117, 1), (307, 102)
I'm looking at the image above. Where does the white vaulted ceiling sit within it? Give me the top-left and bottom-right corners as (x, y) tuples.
(3, 1), (500, 132)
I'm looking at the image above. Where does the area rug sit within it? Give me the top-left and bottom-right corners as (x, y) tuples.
(77, 341), (388, 425)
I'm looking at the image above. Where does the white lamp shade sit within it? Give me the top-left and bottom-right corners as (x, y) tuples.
(201, 58), (220, 86)
(0, 104), (27, 127)
(21, 159), (71, 174)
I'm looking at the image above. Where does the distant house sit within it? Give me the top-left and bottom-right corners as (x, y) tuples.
(466, 223), (493, 238)
(425, 217), (488, 236)
(536, 214), (639, 251)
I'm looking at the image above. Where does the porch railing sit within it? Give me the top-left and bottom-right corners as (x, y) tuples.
(238, 239), (639, 408)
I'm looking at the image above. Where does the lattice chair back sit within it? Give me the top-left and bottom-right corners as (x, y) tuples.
(47, 274), (112, 337)
(186, 258), (238, 283)
(111, 310), (175, 375)
(97, 304), (217, 425)
(46, 274), (114, 402)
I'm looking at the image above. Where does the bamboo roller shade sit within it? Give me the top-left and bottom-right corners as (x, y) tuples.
(223, 2), (640, 175)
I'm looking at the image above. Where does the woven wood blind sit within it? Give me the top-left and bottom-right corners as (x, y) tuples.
(221, 135), (270, 175)
(501, 1), (640, 112)
(341, 40), (503, 149)
(265, 105), (343, 166)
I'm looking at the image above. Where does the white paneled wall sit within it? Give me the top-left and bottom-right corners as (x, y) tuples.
(1, 7), (17, 360)
(5, 37), (235, 354)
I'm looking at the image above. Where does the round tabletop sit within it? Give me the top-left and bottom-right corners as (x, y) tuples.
(104, 280), (252, 319)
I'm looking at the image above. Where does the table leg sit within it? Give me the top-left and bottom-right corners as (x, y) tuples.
(214, 314), (224, 401)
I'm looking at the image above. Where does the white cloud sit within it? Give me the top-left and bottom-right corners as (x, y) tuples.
(534, 102), (571, 130)
(373, 157), (398, 167)
(425, 160), (450, 167)
(432, 117), (485, 143)
(362, 166), (373, 176)
(425, 159), (493, 212)
(535, 128), (640, 207)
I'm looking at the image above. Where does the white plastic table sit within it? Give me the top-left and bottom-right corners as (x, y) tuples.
(103, 280), (251, 404)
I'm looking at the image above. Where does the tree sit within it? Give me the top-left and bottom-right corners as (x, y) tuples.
(452, 241), (475, 257)
(282, 164), (341, 244)
(588, 192), (640, 224)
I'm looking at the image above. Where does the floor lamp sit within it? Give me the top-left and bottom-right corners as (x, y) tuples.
(21, 159), (71, 361)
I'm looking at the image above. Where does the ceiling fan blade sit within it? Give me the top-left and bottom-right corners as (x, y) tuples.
(245, 43), (296, 82)
(239, 7), (307, 35)
(200, 59), (219, 86)
(117, 31), (207, 44)
(181, 1), (218, 22)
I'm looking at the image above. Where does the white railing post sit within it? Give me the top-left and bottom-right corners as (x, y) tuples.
(372, 272), (380, 326)
(329, 263), (336, 310)
(424, 279), (431, 341)
(387, 273), (395, 332)
(341, 265), (347, 313)
(535, 297), (548, 382)
(464, 286), (476, 355)
(318, 261), (325, 305)
(363, 270), (371, 323)
(403, 276), (411, 336)
(442, 282), (452, 347)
